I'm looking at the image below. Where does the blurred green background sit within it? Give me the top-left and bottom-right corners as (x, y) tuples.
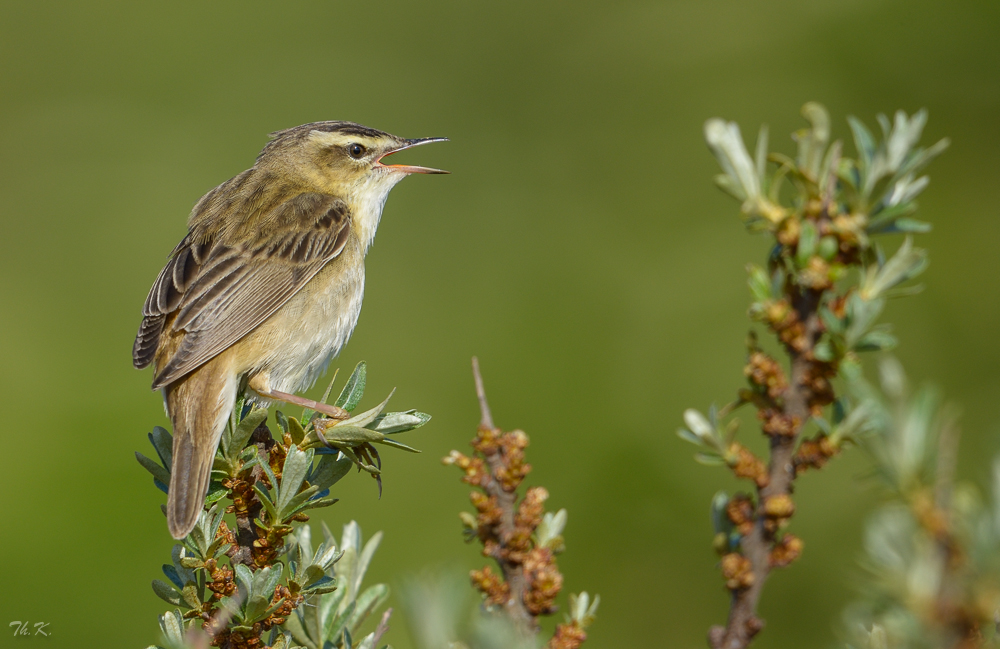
(1, 1), (998, 647)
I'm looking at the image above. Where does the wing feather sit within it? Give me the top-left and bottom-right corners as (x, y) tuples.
(132, 193), (351, 386)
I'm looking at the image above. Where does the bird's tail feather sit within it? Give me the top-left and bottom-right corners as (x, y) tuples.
(164, 361), (236, 540)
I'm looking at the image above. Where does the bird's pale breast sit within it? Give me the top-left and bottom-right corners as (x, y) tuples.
(235, 239), (366, 398)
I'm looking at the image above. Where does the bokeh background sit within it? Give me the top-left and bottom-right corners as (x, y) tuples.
(2, 1), (999, 647)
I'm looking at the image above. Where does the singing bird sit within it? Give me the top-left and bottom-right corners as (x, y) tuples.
(133, 122), (447, 539)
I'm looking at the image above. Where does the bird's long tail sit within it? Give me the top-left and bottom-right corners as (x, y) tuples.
(164, 360), (237, 539)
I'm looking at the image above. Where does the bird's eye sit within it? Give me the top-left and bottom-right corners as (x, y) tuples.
(348, 143), (366, 159)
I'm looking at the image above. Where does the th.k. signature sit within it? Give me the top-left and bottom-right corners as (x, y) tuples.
(10, 621), (50, 637)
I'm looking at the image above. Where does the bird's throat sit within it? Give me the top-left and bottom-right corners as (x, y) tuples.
(348, 172), (405, 252)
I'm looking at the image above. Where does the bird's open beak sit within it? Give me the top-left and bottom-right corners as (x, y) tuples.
(376, 137), (449, 174)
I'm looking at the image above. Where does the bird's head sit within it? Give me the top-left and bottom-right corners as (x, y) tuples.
(259, 121), (448, 198)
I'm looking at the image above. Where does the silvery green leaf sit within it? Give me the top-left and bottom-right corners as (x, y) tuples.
(899, 387), (940, 481)
(353, 531), (383, 596)
(819, 305), (843, 336)
(813, 340), (835, 362)
(205, 485), (228, 505)
(818, 140), (842, 202)
(314, 538), (344, 572)
(309, 453), (353, 492)
(158, 610), (188, 646)
(713, 173), (747, 201)
(860, 238), (927, 300)
(336, 361), (368, 411)
(170, 544), (196, 586)
(184, 504), (224, 558)
(292, 496), (340, 517)
(327, 601), (357, 644)
(795, 102), (830, 180)
(304, 575), (338, 595)
(845, 293), (885, 348)
(897, 136), (950, 180)
(347, 583), (389, 635)
(368, 410), (431, 434)
(887, 174), (929, 206)
(309, 585), (346, 641)
(234, 563), (254, 594)
(866, 201), (917, 232)
(338, 390), (396, 430)
(704, 119), (759, 202)
(181, 583), (201, 609)
(754, 124), (769, 190)
(283, 609), (314, 649)
(322, 425), (385, 445)
(230, 394), (246, 433)
(832, 400), (879, 443)
(710, 491), (731, 536)
(695, 452), (726, 466)
(253, 483), (278, 523)
(567, 591), (600, 627)
(373, 438), (421, 453)
(136, 451), (171, 485)
(336, 446), (379, 474)
(152, 580), (184, 607)
(277, 446), (315, 514)
(288, 416), (307, 445)
(746, 264), (771, 302)
(259, 448), (279, 487)
(149, 426), (173, 470)
(676, 427), (704, 447)
(818, 235), (838, 261)
(854, 329), (898, 353)
(796, 220), (818, 267)
(290, 526), (312, 573)
(275, 410), (289, 434)
(227, 407), (267, 459)
(848, 116), (876, 172)
(886, 109), (927, 173)
(683, 408), (715, 443)
(281, 484), (322, 520)
(537, 509), (568, 549)
(877, 218), (931, 234)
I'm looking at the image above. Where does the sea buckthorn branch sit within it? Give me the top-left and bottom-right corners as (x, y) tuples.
(138, 362), (427, 649)
(678, 104), (947, 648)
(444, 358), (598, 649)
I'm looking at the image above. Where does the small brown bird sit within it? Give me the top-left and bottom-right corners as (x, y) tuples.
(133, 122), (447, 539)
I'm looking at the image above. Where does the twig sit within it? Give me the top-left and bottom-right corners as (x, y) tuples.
(710, 288), (823, 649)
(470, 358), (535, 635)
(472, 357), (494, 430)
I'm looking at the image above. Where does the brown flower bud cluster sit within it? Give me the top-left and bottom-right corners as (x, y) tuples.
(766, 301), (809, 354)
(745, 351), (787, 401)
(728, 443), (768, 488)
(547, 622), (588, 649)
(470, 565), (510, 608)
(726, 494), (756, 538)
(523, 545), (563, 616)
(472, 427), (532, 492)
(721, 553), (755, 591)
(801, 360), (837, 416)
(207, 582), (301, 649)
(769, 534), (803, 568)
(793, 434), (839, 474)
(445, 424), (568, 637)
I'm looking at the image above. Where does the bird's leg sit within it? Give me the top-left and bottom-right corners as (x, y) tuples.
(247, 374), (351, 420)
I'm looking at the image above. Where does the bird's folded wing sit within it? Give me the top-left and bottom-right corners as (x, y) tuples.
(133, 193), (351, 389)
